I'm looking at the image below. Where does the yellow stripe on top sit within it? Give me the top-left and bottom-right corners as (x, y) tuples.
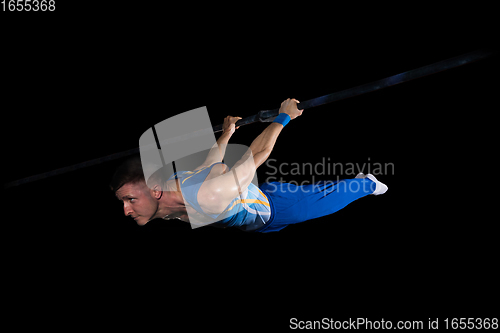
(181, 166), (209, 185)
(223, 199), (270, 213)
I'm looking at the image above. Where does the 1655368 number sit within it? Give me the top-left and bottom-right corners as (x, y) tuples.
(2, 0), (56, 11)
(444, 318), (498, 330)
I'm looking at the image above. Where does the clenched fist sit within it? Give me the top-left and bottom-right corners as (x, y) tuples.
(222, 116), (242, 135)
(279, 98), (304, 120)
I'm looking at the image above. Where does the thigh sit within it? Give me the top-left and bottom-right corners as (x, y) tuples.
(261, 179), (374, 223)
(260, 181), (335, 225)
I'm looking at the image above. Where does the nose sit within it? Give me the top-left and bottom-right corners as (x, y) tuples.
(123, 202), (134, 217)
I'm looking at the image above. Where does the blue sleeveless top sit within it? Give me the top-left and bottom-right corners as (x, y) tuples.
(168, 162), (271, 231)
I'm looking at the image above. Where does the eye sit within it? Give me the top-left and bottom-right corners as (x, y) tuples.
(129, 198), (137, 203)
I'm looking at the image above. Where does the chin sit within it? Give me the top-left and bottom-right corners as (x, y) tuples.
(135, 217), (149, 226)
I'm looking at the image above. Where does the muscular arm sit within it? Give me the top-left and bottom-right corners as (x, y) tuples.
(199, 99), (303, 215)
(246, 122), (284, 169)
(234, 98), (303, 173)
(194, 116), (241, 170)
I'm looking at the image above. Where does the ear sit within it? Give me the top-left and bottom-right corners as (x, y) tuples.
(151, 184), (163, 200)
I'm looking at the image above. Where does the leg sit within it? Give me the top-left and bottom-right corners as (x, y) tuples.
(258, 177), (378, 232)
(296, 178), (376, 222)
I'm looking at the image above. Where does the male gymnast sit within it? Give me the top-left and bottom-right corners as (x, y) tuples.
(110, 98), (387, 232)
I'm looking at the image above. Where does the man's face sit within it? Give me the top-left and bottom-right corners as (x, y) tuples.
(115, 182), (159, 225)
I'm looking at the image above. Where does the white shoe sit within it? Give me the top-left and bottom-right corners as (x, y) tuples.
(365, 174), (388, 195)
(355, 173), (366, 179)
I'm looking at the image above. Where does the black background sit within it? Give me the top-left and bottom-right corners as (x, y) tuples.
(2, 3), (498, 330)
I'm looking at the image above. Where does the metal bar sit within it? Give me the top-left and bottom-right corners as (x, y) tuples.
(213, 48), (495, 132)
(4, 49), (494, 189)
(5, 147), (140, 188)
(297, 48), (494, 110)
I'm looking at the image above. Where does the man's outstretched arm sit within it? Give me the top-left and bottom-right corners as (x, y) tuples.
(238, 98), (303, 169)
(199, 98), (303, 215)
(194, 116), (242, 170)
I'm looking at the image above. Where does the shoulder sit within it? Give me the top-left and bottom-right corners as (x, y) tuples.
(197, 164), (234, 215)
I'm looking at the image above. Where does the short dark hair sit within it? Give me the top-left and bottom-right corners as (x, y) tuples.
(110, 155), (145, 193)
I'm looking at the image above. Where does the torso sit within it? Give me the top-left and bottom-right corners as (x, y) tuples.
(197, 163), (230, 213)
(165, 176), (218, 225)
(165, 162), (271, 230)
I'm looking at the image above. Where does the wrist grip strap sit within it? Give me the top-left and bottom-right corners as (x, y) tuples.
(273, 113), (291, 127)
